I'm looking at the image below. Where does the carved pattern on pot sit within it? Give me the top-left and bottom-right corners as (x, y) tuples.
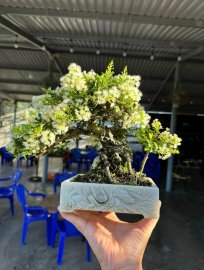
(60, 181), (160, 218)
(87, 187), (114, 209)
(93, 190), (109, 204)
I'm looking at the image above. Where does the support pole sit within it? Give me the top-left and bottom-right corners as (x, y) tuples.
(0, 101), (2, 127)
(166, 62), (180, 192)
(42, 155), (48, 193)
(13, 100), (17, 125)
(41, 57), (54, 192)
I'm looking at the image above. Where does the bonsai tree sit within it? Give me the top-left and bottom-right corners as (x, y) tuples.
(7, 62), (181, 186)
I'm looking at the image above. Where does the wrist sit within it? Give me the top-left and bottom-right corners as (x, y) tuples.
(101, 262), (143, 270)
(118, 264), (142, 270)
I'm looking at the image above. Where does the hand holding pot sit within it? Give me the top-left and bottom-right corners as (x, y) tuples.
(59, 201), (161, 270)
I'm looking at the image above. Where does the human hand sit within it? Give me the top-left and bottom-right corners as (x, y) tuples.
(59, 201), (161, 270)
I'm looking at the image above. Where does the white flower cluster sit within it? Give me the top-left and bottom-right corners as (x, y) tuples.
(122, 108), (150, 129)
(60, 63), (88, 92)
(86, 70), (96, 81)
(151, 118), (163, 130)
(23, 137), (41, 154)
(40, 130), (56, 146)
(75, 106), (91, 121)
(117, 75), (142, 104)
(22, 107), (38, 123)
(8, 62), (181, 161)
(136, 119), (182, 160)
(93, 86), (120, 106)
(157, 131), (182, 159)
(32, 95), (50, 110)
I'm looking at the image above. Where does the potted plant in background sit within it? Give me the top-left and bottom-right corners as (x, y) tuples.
(7, 62), (181, 218)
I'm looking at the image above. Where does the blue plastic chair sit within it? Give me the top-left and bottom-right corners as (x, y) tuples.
(17, 155), (35, 168)
(132, 152), (143, 171)
(78, 149), (99, 172)
(52, 216), (91, 265)
(0, 169), (22, 216)
(16, 183), (51, 245)
(66, 148), (82, 171)
(53, 172), (77, 193)
(0, 147), (14, 166)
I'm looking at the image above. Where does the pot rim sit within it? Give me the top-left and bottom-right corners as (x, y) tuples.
(62, 174), (157, 188)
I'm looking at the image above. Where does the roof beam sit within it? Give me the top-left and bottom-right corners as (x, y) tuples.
(1, 90), (40, 95)
(0, 67), (49, 73)
(0, 79), (40, 86)
(181, 46), (204, 62)
(34, 32), (204, 50)
(0, 7), (203, 29)
(0, 45), (204, 64)
(0, 90), (13, 101)
(58, 47), (204, 63)
(0, 45), (43, 52)
(0, 15), (63, 74)
(57, 50), (204, 63)
(0, 15), (46, 51)
(1, 31), (203, 53)
(0, 45), (186, 63)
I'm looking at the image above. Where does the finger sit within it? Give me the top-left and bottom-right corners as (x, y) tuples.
(102, 212), (124, 222)
(137, 217), (159, 235)
(75, 210), (123, 223)
(73, 210), (101, 219)
(136, 200), (161, 236)
(59, 210), (88, 233)
(72, 210), (119, 221)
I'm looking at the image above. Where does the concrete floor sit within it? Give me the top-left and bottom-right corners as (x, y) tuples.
(0, 163), (204, 270)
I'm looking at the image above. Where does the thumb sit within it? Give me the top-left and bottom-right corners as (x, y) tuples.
(136, 200), (161, 236)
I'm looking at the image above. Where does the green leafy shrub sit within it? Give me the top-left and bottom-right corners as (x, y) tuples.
(7, 62), (181, 185)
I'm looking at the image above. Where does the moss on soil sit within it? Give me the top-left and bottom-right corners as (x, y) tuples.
(72, 170), (152, 186)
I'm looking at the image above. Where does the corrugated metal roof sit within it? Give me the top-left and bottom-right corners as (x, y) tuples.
(1, 0), (204, 19)
(9, 94), (35, 100)
(181, 63), (204, 81)
(58, 54), (174, 78)
(0, 0), (204, 114)
(0, 49), (49, 69)
(0, 68), (49, 81)
(0, 82), (39, 92)
(45, 38), (191, 57)
(5, 14), (204, 44)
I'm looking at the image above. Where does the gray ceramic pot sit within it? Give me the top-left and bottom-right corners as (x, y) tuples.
(59, 175), (159, 218)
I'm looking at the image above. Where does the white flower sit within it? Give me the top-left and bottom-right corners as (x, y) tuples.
(53, 123), (69, 135)
(61, 72), (87, 92)
(41, 105), (53, 122)
(22, 108), (38, 122)
(40, 130), (56, 146)
(133, 75), (141, 82)
(75, 106), (91, 121)
(68, 63), (82, 73)
(122, 107), (150, 128)
(87, 70), (96, 80)
(93, 87), (120, 105)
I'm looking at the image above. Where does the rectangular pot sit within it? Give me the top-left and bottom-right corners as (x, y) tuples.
(59, 175), (159, 218)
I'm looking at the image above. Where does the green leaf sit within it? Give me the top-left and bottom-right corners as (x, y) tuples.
(149, 133), (153, 140)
